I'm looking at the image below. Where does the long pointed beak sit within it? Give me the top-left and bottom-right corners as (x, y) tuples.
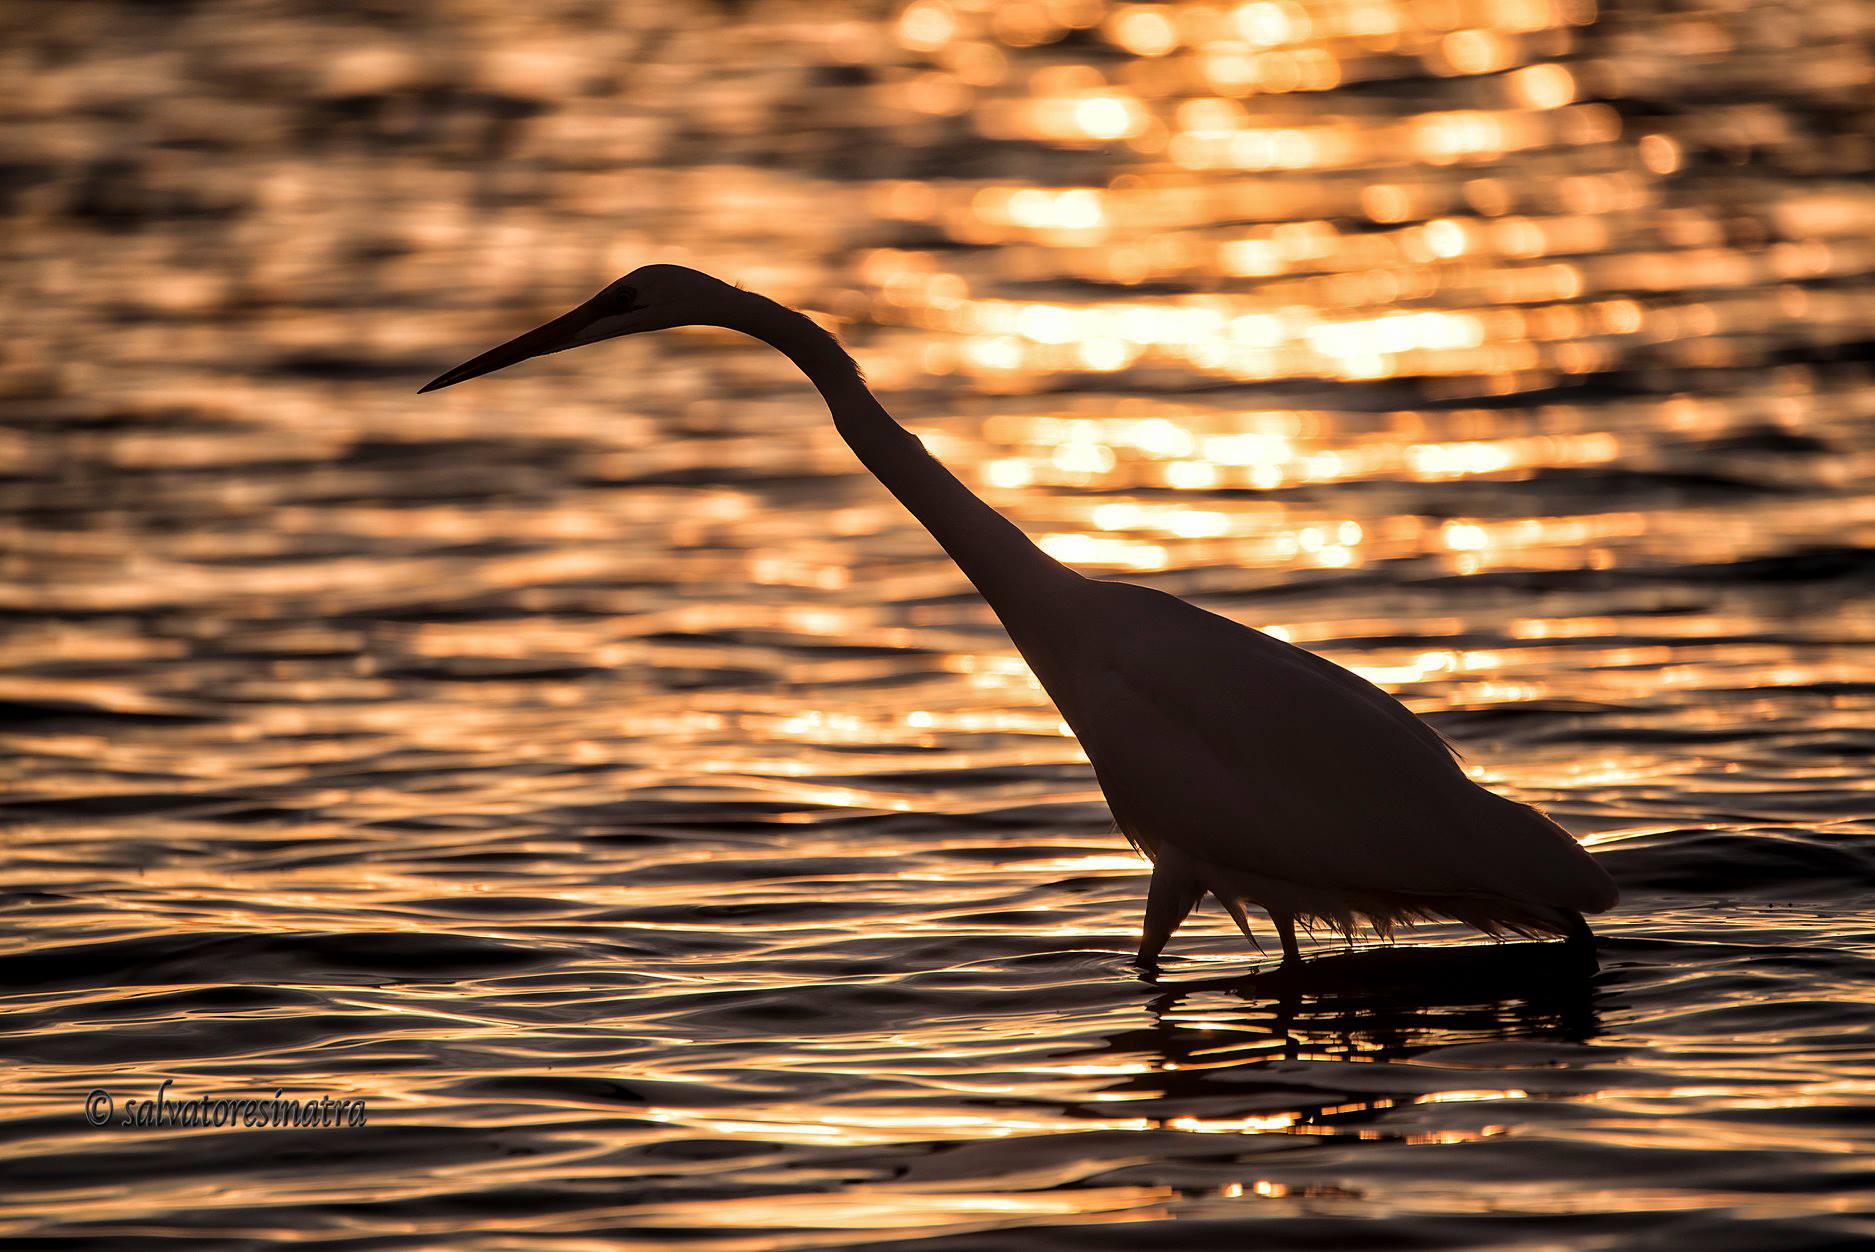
(418, 305), (596, 393)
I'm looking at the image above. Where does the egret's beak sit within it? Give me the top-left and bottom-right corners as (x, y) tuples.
(419, 295), (639, 393)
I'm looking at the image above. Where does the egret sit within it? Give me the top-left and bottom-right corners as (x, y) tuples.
(421, 265), (1618, 970)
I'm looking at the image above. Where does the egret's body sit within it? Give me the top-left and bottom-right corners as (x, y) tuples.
(423, 265), (1618, 969)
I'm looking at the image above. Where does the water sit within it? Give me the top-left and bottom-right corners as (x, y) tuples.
(4, 0), (1875, 1245)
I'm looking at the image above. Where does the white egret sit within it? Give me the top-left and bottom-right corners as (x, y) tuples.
(421, 265), (1618, 970)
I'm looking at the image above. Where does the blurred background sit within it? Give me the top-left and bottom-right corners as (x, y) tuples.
(4, 0), (1875, 1246)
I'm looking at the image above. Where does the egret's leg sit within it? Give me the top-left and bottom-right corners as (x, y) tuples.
(1273, 913), (1302, 968)
(1136, 862), (1203, 967)
(1561, 909), (1594, 946)
(1559, 909), (1600, 972)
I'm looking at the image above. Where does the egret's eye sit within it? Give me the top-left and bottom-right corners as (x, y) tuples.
(613, 285), (638, 306)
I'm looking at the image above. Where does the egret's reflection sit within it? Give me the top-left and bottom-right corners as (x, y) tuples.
(1073, 942), (1604, 1137)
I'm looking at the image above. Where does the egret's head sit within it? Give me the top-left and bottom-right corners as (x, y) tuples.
(419, 264), (740, 393)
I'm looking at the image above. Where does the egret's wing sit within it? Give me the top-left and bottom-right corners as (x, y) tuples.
(1060, 583), (1611, 911)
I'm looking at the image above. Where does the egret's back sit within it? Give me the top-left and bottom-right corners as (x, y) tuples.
(1040, 579), (1617, 935)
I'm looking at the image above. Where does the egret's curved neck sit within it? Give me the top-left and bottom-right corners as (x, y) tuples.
(721, 291), (1082, 631)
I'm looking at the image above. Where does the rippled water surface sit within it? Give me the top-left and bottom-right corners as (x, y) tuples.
(5, 0), (1875, 1246)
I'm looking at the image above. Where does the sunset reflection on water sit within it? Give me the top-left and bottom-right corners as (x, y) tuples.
(2, 0), (1874, 1245)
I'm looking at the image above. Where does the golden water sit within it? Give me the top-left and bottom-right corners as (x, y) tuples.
(3, 0), (1874, 1244)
